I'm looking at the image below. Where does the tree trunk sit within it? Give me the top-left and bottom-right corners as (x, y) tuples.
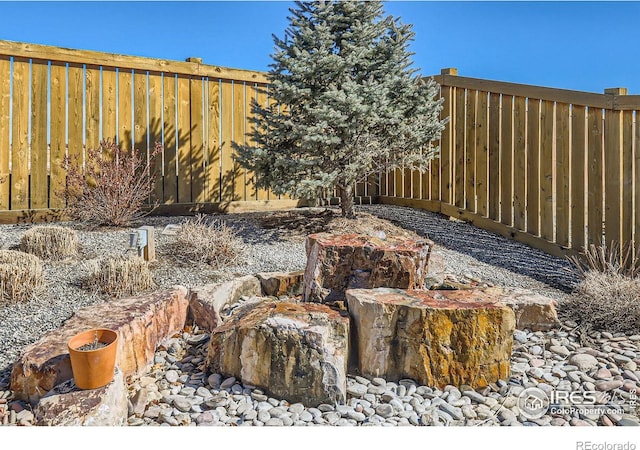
(339, 184), (355, 219)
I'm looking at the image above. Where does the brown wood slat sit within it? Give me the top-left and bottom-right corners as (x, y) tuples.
(464, 90), (477, 212)
(68, 63), (83, 163)
(177, 74), (191, 203)
(0, 56), (9, 209)
(233, 81), (247, 201)
(411, 168), (420, 199)
(570, 105), (586, 250)
(403, 167), (412, 199)
(207, 78), (221, 202)
(539, 100), (555, 242)
(621, 110), (633, 247)
(85, 66), (100, 153)
(190, 76), (205, 203)
(526, 99), (541, 236)
(555, 102), (570, 247)
(118, 69), (132, 151)
(488, 93), (500, 221)
(512, 97), (526, 230)
(500, 95), (513, 226)
(220, 80), (234, 201)
(439, 85), (453, 204)
(454, 88), (465, 208)
(587, 107), (604, 246)
(604, 109), (622, 247)
(49, 62), (66, 208)
(147, 72), (163, 203)
(11, 58), (29, 210)
(635, 111), (640, 252)
(30, 60), (48, 209)
(102, 68), (117, 142)
(250, 83), (267, 201)
(133, 70), (147, 155)
(163, 74), (177, 203)
(475, 91), (488, 217)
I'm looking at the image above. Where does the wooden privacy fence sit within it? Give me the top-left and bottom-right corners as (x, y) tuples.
(381, 68), (640, 257)
(0, 39), (308, 223)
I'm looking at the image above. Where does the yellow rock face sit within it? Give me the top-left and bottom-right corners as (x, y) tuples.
(346, 288), (515, 389)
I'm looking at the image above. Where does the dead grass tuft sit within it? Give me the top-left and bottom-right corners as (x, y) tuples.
(84, 254), (153, 298)
(20, 226), (79, 260)
(0, 250), (45, 304)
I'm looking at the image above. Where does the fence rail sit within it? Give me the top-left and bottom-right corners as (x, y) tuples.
(382, 68), (640, 257)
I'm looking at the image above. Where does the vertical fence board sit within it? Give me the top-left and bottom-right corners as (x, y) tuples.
(220, 80), (234, 202)
(539, 100), (555, 242)
(177, 74), (191, 203)
(49, 62), (66, 209)
(500, 95), (513, 226)
(488, 93), (500, 221)
(570, 105), (586, 250)
(253, 84), (269, 201)
(233, 81), (246, 201)
(604, 109), (622, 247)
(30, 60), (48, 209)
(133, 70), (147, 156)
(513, 96), (527, 229)
(526, 99), (541, 235)
(635, 110), (640, 252)
(118, 69), (132, 151)
(475, 91), (488, 217)
(464, 90), (476, 212)
(412, 168), (421, 199)
(162, 74), (177, 203)
(621, 110), (633, 247)
(403, 167), (412, 199)
(207, 78), (221, 202)
(454, 88), (465, 208)
(587, 107), (604, 246)
(11, 58), (29, 210)
(147, 72), (163, 203)
(68, 64), (83, 172)
(439, 85), (453, 204)
(0, 56), (9, 210)
(85, 66), (100, 154)
(190, 76), (205, 203)
(102, 68), (117, 143)
(555, 102), (570, 247)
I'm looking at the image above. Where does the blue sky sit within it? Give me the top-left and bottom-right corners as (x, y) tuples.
(0, 1), (639, 94)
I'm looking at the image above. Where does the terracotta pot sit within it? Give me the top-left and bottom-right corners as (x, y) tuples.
(68, 328), (118, 390)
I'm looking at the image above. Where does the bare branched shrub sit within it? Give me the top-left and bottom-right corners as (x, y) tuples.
(20, 226), (79, 260)
(170, 215), (245, 268)
(565, 272), (640, 334)
(568, 241), (640, 279)
(0, 250), (44, 304)
(59, 139), (162, 227)
(84, 255), (153, 297)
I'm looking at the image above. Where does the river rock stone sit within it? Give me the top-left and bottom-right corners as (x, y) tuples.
(188, 276), (261, 331)
(34, 368), (128, 426)
(256, 271), (305, 297)
(483, 287), (560, 331)
(11, 286), (189, 404)
(303, 233), (432, 303)
(346, 288), (514, 389)
(206, 300), (349, 407)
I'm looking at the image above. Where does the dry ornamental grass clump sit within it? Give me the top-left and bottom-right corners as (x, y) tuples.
(20, 226), (79, 260)
(171, 215), (246, 269)
(0, 250), (45, 304)
(84, 255), (153, 298)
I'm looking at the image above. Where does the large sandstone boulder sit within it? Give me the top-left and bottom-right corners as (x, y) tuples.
(303, 233), (433, 304)
(256, 271), (305, 297)
(34, 368), (128, 426)
(11, 286), (188, 404)
(484, 287), (560, 331)
(206, 300), (349, 407)
(346, 288), (515, 389)
(188, 275), (262, 331)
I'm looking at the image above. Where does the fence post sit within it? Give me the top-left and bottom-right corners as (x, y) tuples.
(438, 68), (456, 207)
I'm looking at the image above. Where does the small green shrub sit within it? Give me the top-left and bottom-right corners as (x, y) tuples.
(0, 250), (44, 304)
(20, 226), (79, 260)
(84, 255), (153, 297)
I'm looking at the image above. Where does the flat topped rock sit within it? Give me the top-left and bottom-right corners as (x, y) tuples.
(206, 300), (349, 407)
(11, 286), (189, 404)
(346, 288), (515, 389)
(303, 233), (433, 304)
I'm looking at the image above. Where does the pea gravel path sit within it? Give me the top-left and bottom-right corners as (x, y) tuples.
(0, 204), (578, 386)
